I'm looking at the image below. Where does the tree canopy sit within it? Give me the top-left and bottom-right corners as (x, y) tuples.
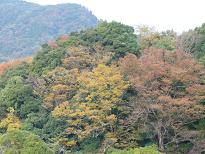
(1, 21), (205, 154)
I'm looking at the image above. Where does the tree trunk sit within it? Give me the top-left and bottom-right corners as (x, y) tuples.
(158, 130), (164, 151)
(157, 121), (165, 151)
(97, 140), (109, 154)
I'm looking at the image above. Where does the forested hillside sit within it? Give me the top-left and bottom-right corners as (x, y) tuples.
(0, 0), (97, 62)
(1, 21), (205, 154)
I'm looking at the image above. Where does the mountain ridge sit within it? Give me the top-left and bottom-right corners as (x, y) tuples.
(0, 0), (98, 62)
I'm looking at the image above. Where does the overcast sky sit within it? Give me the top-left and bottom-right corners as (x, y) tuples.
(26, 0), (205, 33)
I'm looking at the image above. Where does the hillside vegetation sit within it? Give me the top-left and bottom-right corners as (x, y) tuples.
(1, 21), (205, 154)
(0, 0), (97, 62)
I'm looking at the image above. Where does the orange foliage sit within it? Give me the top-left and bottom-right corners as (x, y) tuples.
(0, 57), (32, 75)
(0, 60), (21, 75)
(42, 67), (79, 109)
(120, 48), (205, 132)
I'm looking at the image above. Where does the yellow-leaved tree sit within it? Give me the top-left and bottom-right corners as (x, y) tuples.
(41, 67), (79, 110)
(0, 108), (21, 132)
(52, 64), (129, 149)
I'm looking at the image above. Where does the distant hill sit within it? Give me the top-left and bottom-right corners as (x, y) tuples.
(0, 0), (98, 62)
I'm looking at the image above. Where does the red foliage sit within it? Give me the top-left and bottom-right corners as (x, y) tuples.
(59, 35), (69, 42)
(0, 57), (32, 75)
(48, 40), (58, 48)
(0, 60), (22, 75)
(120, 48), (205, 149)
(121, 48), (205, 102)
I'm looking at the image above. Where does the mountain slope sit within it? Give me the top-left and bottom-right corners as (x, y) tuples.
(0, 0), (98, 61)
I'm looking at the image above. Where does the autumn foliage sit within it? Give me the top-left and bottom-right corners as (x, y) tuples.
(2, 21), (205, 153)
(0, 108), (21, 132)
(0, 57), (32, 75)
(120, 48), (205, 151)
(0, 60), (22, 75)
(53, 64), (129, 148)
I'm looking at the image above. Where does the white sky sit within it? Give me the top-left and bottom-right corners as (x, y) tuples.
(25, 0), (205, 33)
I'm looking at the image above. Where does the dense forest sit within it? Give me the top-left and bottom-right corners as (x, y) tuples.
(0, 0), (97, 62)
(1, 21), (205, 154)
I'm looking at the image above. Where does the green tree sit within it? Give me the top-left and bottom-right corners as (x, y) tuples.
(0, 62), (30, 90)
(0, 76), (41, 118)
(75, 21), (140, 59)
(136, 25), (176, 50)
(107, 145), (162, 154)
(0, 130), (53, 154)
(30, 44), (66, 75)
(154, 30), (176, 50)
